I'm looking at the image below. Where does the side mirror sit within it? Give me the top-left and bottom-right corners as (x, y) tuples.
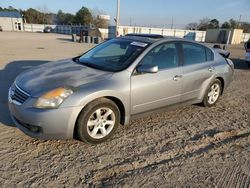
(136, 64), (158, 74)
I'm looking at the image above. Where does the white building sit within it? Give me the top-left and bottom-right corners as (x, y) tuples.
(0, 11), (23, 31)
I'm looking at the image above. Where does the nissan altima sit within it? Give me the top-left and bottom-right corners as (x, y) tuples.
(8, 34), (234, 144)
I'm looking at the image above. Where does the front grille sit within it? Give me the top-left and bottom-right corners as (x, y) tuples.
(10, 84), (30, 105)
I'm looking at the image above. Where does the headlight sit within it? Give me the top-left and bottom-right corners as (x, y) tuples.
(34, 87), (73, 109)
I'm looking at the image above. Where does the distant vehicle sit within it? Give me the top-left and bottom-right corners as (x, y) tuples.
(0, 26), (3, 32)
(244, 40), (250, 67)
(43, 26), (53, 33)
(8, 34), (234, 144)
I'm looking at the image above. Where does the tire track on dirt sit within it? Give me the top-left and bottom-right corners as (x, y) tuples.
(85, 129), (250, 186)
(216, 161), (250, 188)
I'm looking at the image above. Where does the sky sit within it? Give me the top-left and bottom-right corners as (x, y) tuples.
(0, 0), (249, 28)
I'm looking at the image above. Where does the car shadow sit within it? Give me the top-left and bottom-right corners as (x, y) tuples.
(57, 37), (72, 42)
(230, 58), (250, 70)
(0, 60), (49, 127)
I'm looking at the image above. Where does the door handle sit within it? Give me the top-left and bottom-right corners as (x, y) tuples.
(173, 75), (183, 81)
(208, 66), (215, 72)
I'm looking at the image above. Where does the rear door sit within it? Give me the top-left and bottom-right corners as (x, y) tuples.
(131, 42), (183, 114)
(180, 42), (215, 102)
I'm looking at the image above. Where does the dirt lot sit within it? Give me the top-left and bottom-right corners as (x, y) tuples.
(0, 32), (249, 187)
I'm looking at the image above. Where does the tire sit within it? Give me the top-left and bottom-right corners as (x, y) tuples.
(76, 98), (120, 144)
(202, 79), (222, 107)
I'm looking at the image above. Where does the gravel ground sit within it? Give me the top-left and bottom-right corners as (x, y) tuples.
(0, 32), (249, 187)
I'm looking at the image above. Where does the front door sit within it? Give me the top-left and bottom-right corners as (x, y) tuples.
(131, 42), (182, 114)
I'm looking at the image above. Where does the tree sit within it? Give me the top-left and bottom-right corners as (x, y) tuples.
(64, 13), (75, 25)
(209, 19), (219, 29)
(240, 22), (250, 33)
(23, 8), (52, 24)
(186, 22), (198, 30)
(56, 10), (64, 24)
(56, 10), (74, 25)
(197, 18), (211, 31)
(74, 7), (93, 25)
(90, 8), (109, 28)
(187, 18), (220, 31)
(221, 21), (231, 29)
(0, 6), (19, 12)
(229, 19), (237, 29)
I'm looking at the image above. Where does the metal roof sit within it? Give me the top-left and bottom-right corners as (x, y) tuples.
(119, 34), (170, 44)
(125, 33), (164, 39)
(0, 11), (22, 18)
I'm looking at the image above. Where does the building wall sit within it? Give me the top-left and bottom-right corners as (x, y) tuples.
(24, 24), (56, 32)
(242, 33), (250, 42)
(5, 22), (249, 44)
(205, 29), (244, 44)
(0, 17), (23, 31)
(109, 26), (207, 42)
(231, 29), (243, 44)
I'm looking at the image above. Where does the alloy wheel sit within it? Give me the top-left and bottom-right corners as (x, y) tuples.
(86, 108), (115, 139)
(207, 83), (220, 105)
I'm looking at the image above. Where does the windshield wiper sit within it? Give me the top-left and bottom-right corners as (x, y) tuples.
(80, 61), (99, 69)
(78, 59), (116, 72)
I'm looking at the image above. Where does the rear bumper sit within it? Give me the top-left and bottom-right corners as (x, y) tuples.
(8, 101), (82, 140)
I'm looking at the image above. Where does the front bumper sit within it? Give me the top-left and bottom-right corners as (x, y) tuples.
(8, 100), (82, 140)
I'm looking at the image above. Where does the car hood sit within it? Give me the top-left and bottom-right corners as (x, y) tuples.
(15, 59), (113, 97)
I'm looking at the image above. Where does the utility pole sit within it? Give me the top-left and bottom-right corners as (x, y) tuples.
(115, 0), (120, 37)
(237, 14), (242, 29)
(171, 17), (174, 29)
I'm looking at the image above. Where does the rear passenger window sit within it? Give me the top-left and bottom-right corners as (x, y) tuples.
(205, 48), (214, 61)
(183, 43), (206, 65)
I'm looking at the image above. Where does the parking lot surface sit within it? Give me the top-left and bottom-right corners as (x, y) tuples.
(0, 32), (249, 187)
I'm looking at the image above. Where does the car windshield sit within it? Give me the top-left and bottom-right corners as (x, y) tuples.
(79, 38), (149, 72)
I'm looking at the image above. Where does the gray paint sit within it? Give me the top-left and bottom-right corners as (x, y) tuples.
(8, 37), (234, 140)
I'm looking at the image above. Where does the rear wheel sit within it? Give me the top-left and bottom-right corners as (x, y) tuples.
(76, 98), (120, 144)
(202, 79), (222, 107)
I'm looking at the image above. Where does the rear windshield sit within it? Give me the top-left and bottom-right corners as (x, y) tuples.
(79, 39), (149, 72)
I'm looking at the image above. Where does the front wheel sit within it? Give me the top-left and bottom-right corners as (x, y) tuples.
(76, 98), (120, 144)
(202, 79), (222, 107)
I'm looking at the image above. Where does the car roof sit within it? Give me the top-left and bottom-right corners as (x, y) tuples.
(125, 33), (164, 39)
(119, 34), (199, 45)
(119, 36), (160, 44)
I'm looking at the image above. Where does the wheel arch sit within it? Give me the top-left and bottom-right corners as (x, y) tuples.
(73, 96), (126, 139)
(216, 77), (225, 94)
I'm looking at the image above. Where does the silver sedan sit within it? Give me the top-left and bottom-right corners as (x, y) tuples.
(8, 34), (234, 144)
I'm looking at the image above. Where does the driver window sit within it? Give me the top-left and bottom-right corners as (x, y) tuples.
(139, 43), (179, 70)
